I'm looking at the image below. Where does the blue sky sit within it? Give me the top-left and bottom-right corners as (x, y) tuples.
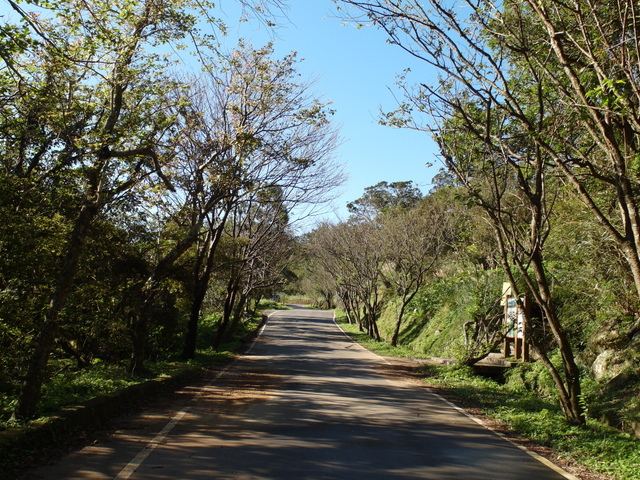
(221, 1), (440, 222)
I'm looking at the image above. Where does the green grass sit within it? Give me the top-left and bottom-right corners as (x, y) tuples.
(39, 364), (141, 413)
(335, 315), (640, 480)
(279, 294), (313, 305)
(256, 299), (292, 310)
(336, 318), (432, 359)
(0, 352), (238, 428)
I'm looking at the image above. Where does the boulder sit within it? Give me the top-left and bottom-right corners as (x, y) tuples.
(591, 349), (628, 381)
(603, 372), (631, 391)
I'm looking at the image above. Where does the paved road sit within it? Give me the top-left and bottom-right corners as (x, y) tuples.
(29, 308), (574, 479)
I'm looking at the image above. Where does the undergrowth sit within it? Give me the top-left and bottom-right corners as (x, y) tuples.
(0, 306), (272, 429)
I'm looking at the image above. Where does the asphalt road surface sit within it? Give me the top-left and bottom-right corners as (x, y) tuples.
(28, 307), (575, 480)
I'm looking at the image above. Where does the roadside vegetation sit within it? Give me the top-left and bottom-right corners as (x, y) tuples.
(296, 0), (640, 469)
(304, 179), (640, 435)
(0, 304), (277, 430)
(336, 316), (640, 480)
(0, 0), (342, 424)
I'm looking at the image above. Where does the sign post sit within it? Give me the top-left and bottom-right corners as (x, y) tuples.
(501, 283), (529, 361)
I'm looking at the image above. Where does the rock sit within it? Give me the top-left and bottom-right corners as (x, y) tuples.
(591, 349), (628, 381)
(600, 410), (621, 429)
(603, 372), (631, 391)
(628, 318), (640, 337)
(589, 319), (640, 354)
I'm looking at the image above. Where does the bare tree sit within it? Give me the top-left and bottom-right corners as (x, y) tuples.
(333, 0), (621, 423)
(213, 189), (294, 347)
(132, 44), (343, 368)
(309, 220), (386, 340)
(380, 199), (453, 346)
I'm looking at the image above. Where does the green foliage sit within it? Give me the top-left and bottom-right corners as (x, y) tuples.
(212, 310), (264, 353)
(375, 270), (504, 358)
(256, 298), (291, 310)
(39, 365), (139, 414)
(279, 294), (313, 305)
(336, 315), (429, 359)
(504, 352), (561, 398)
(196, 314), (222, 351)
(347, 180), (423, 217)
(0, 0), (340, 418)
(585, 79), (628, 112)
(0, 393), (16, 423)
(0, 308), (263, 426)
(583, 363), (640, 434)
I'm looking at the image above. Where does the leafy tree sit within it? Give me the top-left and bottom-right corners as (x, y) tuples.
(0, 0), (325, 419)
(347, 180), (422, 218)
(439, 99), (585, 423)
(332, 0), (633, 423)
(2, 0), (208, 420)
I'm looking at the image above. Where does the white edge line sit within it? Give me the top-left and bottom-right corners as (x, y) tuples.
(114, 408), (190, 480)
(244, 311), (274, 354)
(332, 311), (391, 365)
(428, 390), (579, 480)
(114, 312), (274, 479)
(331, 310), (578, 480)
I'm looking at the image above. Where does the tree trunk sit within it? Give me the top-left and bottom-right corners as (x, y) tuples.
(130, 218), (206, 374)
(529, 254), (584, 423)
(248, 293), (262, 318)
(495, 224), (585, 424)
(365, 303), (381, 341)
(371, 317), (381, 341)
(182, 282), (207, 360)
(213, 278), (240, 349)
(182, 224), (225, 360)
(390, 301), (407, 347)
(224, 292), (248, 344)
(130, 287), (156, 375)
(391, 289), (419, 347)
